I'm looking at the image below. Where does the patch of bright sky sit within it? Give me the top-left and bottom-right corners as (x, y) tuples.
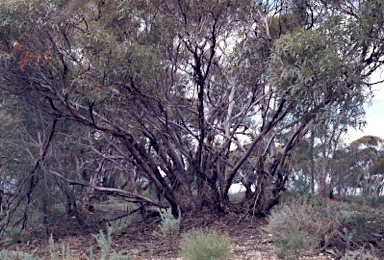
(348, 70), (384, 143)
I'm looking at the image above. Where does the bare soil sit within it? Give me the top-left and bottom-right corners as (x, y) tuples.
(1, 207), (333, 260)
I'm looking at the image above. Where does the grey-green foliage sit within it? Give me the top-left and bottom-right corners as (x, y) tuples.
(93, 226), (112, 260)
(344, 213), (381, 246)
(179, 228), (231, 260)
(153, 207), (181, 238)
(266, 198), (384, 259)
(0, 249), (40, 260)
(7, 229), (22, 245)
(267, 28), (363, 122)
(265, 200), (344, 258)
(93, 225), (129, 260)
(48, 234), (59, 260)
(48, 234), (72, 260)
(109, 214), (141, 235)
(337, 228), (354, 251)
(273, 228), (314, 260)
(342, 248), (379, 260)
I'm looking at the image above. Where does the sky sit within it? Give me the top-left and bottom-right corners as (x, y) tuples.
(348, 71), (384, 143)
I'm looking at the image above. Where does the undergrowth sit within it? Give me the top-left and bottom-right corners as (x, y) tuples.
(265, 197), (382, 259)
(92, 225), (129, 260)
(153, 207), (181, 238)
(0, 249), (40, 260)
(179, 227), (231, 260)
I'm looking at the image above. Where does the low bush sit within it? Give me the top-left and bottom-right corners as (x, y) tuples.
(265, 200), (344, 259)
(266, 198), (383, 259)
(344, 213), (381, 247)
(179, 228), (231, 260)
(273, 227), (315, 260)
(93, 225), (130, 260)
(153, 207), (181, 238)
(342, 247), (379, 260)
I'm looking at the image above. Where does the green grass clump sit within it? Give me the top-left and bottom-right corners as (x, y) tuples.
(179, 228), (231, 260)
(273, 228), (315, 260)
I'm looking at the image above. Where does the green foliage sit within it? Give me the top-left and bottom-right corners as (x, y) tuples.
(265, 200), (344, 258)
(48, 234), (73, 260)
(48, 234), (58, 260)
(153, 207), (181, 238)
(7, 229), (22, 245)
(273, 227), (314, 259)
(337, 228), (355, 251)
(351, 136), (383, 148)
(267, 198), (383, 259)
(93, 225), (129, 260)
(93, 226), (113, 260)
(110, 214), (141, 235)
(267, 27), (363, 122)
(0, 249), (40, 260)
(344, 213), (381, 247)
(48, 231), (130, 260)
(342, 195), (384, 207)
(179, 228), (231, 260)
(342, 248), (379, 260)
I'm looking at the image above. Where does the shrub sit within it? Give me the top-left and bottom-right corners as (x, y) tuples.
(344, 213), (381, 246)
(153, 207), (181, 238)
(266, 197), (384, 259)
(179, 228), (231, 260)
(93, 226), (113, 260)
(48, 234), (72, 260)
(265, 200), (344, 259)
(342, 247), (379, 260)
(273, 228), (315, 260)
(93, 225), (130, 260)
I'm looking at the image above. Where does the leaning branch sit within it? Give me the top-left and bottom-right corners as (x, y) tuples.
(48, 170), (168, 209)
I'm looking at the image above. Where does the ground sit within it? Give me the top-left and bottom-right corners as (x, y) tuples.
(1, 201), (335, 260)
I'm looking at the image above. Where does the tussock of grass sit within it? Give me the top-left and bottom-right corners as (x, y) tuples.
(179, 228), (231, 260)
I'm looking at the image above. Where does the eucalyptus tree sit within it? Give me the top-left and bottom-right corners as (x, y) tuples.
(0, 0), (383, 222)
(348, 136), (384, 196)
(0, 92), (139, 236)
(0, 92), (62, 236)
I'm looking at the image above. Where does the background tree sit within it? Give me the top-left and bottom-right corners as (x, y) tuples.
(348, 136), (384, 196)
